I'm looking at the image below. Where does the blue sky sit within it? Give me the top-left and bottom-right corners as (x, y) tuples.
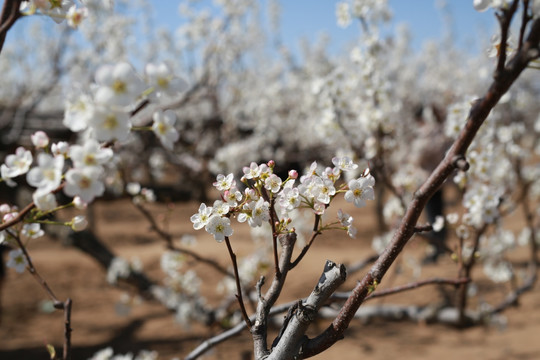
(151, 0), (497, 54)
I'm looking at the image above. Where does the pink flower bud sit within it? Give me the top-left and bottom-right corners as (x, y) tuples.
(267, 160), (275, 168)
(288, 170), (298, 179)
(31, 131), (49, 148)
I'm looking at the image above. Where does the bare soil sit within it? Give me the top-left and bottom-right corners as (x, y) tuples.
(1, 197), (539, 360)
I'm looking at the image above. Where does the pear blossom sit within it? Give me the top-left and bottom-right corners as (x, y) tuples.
(344, 175), (375, 208)
(249, 198), (270, 227)
(7, 249), (28, 274)
(152, 110), (179, 150)
(66, 5), (87, 28)
(21, 223), (44, 240)
(432, 215), (445, 232)
(63, 94), (94, 132)
(205, 215), (233, 242)
(23, 0), (75, 23)
(145, 63), (189, 98)
(337, 209), (353, 227)
(213, 173), (235, 191)
(332, 156), (358, 172)
(278, 186), (300, 213)
(63, 166), (105, 203)
(87, 106), (131, 142)
(212, 200), (230, 216)
(316, 178), (336, 204)
(126, 182), (141, 196)
(264, 173), (282, 193)
(242, 162), (260, 179)
(33, 192), (58, 211)
(1, 147), (33, 184)
(51, 141), (70, 156)
(26, 153), (64, 195)
(223, 187), (242, 206)
(69, 139), (113, 168)
(94, 62), (145, 107)
(190, 203), (213, 230)
(336, 2), (351, 28)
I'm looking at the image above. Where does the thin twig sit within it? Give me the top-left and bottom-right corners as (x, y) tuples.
(518, 0), (530, 51)
(6, 229), (72, 359)
(495, 0), (519, 77)
(224, 236), (252, 329)
(133, 202), (234, 278)
(289, 214), (320, 269)
(0, 182), (65, 231)
(63, 298), (72, 360)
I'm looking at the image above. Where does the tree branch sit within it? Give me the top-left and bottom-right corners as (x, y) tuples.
(301, 16), (540, 359)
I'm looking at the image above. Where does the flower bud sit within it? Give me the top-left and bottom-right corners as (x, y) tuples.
(288, 170), (298, 179)
(267, 160), (275, 168)
(71, 215), (88, 232)
(73, 196), (88, 210)
(31, 131), (49, 148)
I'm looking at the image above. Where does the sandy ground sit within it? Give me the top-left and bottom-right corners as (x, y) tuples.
(1, 196), (539, 360)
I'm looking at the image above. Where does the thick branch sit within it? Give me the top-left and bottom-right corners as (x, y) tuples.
(251, 232), (297, 359)
(267, 260), (347, 360)
(301, 17), (540, 358)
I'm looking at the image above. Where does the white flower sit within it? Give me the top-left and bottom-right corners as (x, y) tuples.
(152, 110), (179, 150)
(126, 182), (141, 196)
(26, 153), (64, 194)
(264, 174), (282, 193)
(94, 62), (145, 106)
(242, 162), (260, 179)
(213, 173), (235, 191)
(432, 215), (445, 232)
(21, 223), (44, 240)
(31, 131), (49, 148)
(63, 166), (105, 203)
(66, 5), (87, 28)
(63, 93), (94, 132)
(88, 106), (131, 142)
(88, 347), (114, 360)
(212, 200), (230, 216)
(107, 257), (131, 284)
(69, 139), (113, 168)
(278, 186), (300, 213)
(473, 0), (492, 12)
(7, 249), (28, 274)
(51, 141), (69, 156)
(344, 175), (375, 208)
(145, 62), (188, 98)
(1, 147), (33, 182)
(190, 203), (213, 230)
(446, 212), (459, 224)
(31, 0), (75, 23)
(223, 187), (242, 206)
(71, 215), (88, 231)
(332, 156), (358, 172)
(33, 191), (58, 211)
(250, 198), (270, 227)
(316, 178), (336, 205)
(205, 215), (233, 242)
(337, 209), (353, 227)
(336, 2), (351, 28)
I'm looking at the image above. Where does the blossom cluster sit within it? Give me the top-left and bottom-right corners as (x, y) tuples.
(64, 61), (187, 148)
(191, 157), (375, 242)
(20, 0), (89, 28)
